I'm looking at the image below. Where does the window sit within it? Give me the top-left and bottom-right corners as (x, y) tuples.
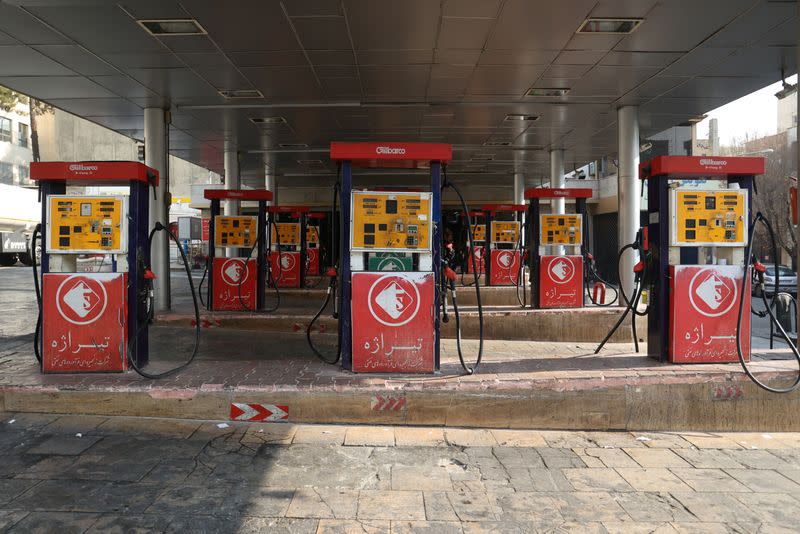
(0, 117), (11, 143)
(18, 123), (28, 148)
(0, 162), (12, 184)
(17, 165), (29, 185)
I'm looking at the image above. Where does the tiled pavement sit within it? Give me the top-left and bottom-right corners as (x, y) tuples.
(0, 412), (799, 533)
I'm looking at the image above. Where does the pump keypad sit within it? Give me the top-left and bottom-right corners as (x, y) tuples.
(539, 214), (582, 245)
(671, 189), (747, 246)
(271, 222), (301, 246)
(351, 191), (432, 251)
(47, 196), (125, 253)
(490, 221), (520, 244)
(470, 224), (486, 242)
(214, 216), (257, 248)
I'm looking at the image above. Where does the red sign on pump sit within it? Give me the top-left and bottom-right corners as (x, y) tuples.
(489, 249), (521, 285)
(42, 273), (127, 373)
(305, 247), (320, 276)
(269, 251), (301, 288)
(351, 272), (435, 373)
(539, 255), (583, 308)
(212, 257), (257, 310)
(669, 265), (750, 363)
(466, 246), (485, 276)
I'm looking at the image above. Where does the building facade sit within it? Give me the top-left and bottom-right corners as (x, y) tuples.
(0, 103), (33, 187)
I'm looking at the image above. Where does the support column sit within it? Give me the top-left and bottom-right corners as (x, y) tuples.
(796, 4), (799, 335)
(617, 105), (640, 304)
(513, 173), (525, 205)
(224, 142), (240, 258)
(265, 167), (276, 206)
(550, 149), (565, 254)
(144, 108), (170, 312)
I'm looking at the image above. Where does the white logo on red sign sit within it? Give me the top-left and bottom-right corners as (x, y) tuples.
(688, 268), (737, 317)
(280, 252), (296, 270)
(473, 247), (484, 260)
(55, 275), (108, 325)
(547, 257), (575, 284)
(496, 250), (517, 269)
(367, 275), (421, 327)
(221, 259), (248, 286)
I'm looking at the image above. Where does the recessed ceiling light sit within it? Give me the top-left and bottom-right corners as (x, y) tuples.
(483, 140), (512, 147)
(137, 19), (207, 36)
(250, 117), (286, 125)
(525, 88), (570, 97)
(297, 159), (324, 166)
(279, 143), (309, 149)
(504, 114), (539, 122)
(218, 89), (263, 99)
(470, 153), (495, 161)
(686, 114), (707, 124)
(577, 18), (642, 34)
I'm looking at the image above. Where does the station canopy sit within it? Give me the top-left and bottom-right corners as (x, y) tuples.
(0, 0), (794, 187)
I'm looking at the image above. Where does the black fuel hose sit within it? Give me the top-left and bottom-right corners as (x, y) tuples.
(236, 219), (281, 313)
(31, 223), (42, 366)
(584, 255), (619, 307)
(595, 240), (646, 354)
(198, 259), (208, 308)
(735, 212), (800, 393)
(442, 167), (484, 374)
(307, 178), (342, 364)
(128, 222), (201, 380)
(514, 229), (528, 308)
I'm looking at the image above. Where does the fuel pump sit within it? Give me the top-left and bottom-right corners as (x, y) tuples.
(204, 189), (272, 311)
(268, 206), (311, 288)
(635, 156), (758, 364)
(525, 188), (592, 308)
(30, 161), (200, 378)
(462, 211), (485, 284)
(304, 212), (325, 282)
(482, 204), (525, 287)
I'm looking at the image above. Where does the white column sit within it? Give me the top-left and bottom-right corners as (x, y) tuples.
(796, 3), (799, 334)
(513, 173), (525, 205)
(550, 149), (565, 254)
(550, 149), (565, 213)
(224, 142), (240, 216)
(144, 108), (170, 312)
(223, 142), (240, 258)
(618, 105), (640, 304)
(265, 167), (276, 206)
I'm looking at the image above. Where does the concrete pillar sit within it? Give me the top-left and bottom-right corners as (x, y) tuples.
(144, 108), (170, 312)
(550, 149), (565, 254)
(265, 167), (276, 206)
(223, 142), (240, 216)
(513, 173), (525, 205)
(617, 105), (640, 304)
(224, 142), (239, 258)
(796, 2), (799, 335)
(550, 149), (565, 213)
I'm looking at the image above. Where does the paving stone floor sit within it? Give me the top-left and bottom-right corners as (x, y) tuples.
(0, 412), (798, 533)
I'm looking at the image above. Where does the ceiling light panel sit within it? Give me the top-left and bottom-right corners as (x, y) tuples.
(138, 19), (207, 36)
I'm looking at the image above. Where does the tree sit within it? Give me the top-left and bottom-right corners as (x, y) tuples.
(726, 133), (796, 267)
(0, 86), (53, 163)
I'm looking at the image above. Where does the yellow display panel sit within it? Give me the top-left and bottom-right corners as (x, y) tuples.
(470, 224), (486, 242)
(539, 214), (582, 245)
(670, 189), (747, 247)
(271, 222), (301, 246)
(351, 191), (432, 252)
(47, 195), (126, 254)
(490, 221), (520, 244)
(306, 225), (320, 244)
(214, 216), (257, 248)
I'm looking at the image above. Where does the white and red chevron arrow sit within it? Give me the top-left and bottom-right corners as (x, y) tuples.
(230, 403), (288, 422)
(370, 395), (406, 411)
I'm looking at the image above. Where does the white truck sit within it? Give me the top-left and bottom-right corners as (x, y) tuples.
(0, 183), (40, 266)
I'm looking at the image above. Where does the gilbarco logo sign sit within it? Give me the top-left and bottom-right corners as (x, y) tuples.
(699, 158), (728, 167)
(376, 146), (406, 155)
(69, 164), (99, 172)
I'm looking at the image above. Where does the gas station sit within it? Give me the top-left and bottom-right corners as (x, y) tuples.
(0, 0), (799, 432)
